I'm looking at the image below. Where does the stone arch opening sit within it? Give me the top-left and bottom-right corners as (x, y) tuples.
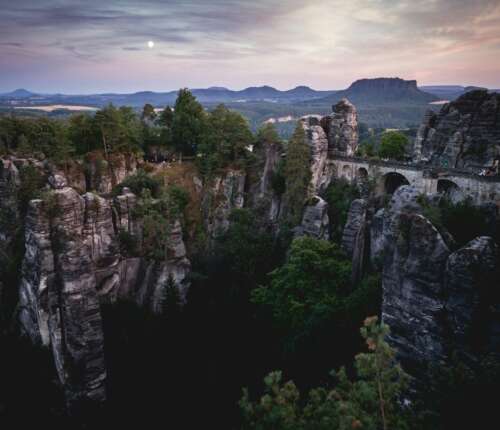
(356, 167), (368, 180)
(437, 179), (459, 195)
(384, 172), (410, 194)
(437, 179), (462, 202)
(342, 165), (352, 180)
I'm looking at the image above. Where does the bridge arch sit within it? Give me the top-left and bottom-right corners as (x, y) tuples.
(437, 178), (463, 201)
(341, 164), (352, 180)
(437, 179), (459, 194)
(356, 167), (368, 180)
(383, 172), (410, 194)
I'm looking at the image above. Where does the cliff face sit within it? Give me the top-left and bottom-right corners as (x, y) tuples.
(8, 164), (190, 407)
(415, 90), (500, 169)
(340, 185), (500, 379)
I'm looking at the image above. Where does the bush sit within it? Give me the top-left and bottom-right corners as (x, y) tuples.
(324, 178), (360, 242)
(167, 185), (190, 215)
(112, 169), (161, 197)
(377, 131), (408, 160)
(117, 229), (138, 257)
(240, 317), (410, 430)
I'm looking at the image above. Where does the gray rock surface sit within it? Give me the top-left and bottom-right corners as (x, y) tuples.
(328, 99), (359, 156)
(416, 90), (500, 170)
(300, 115), (332, 194)
(15, 181), (190, 408)
(379, 185), (500, 378)
(294, 196), (330, 240)
(341, 199), (368, 258)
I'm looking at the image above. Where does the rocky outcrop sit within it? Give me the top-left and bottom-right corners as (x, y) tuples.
(379, 186), (500, 378)
(300, 115), (333, 194)
(15, 174), (190, 408)
(444, 236), (499, 362)
(327, 99), (359, 156)
(247, 132), (284, 226)
(203, 169), (245, 240)
(342, 199), (368, 258)
(415, 90), (500, 170)
(294, 196), (329, 240)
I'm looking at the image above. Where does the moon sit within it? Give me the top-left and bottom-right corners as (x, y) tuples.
(147, 40), (155, 49)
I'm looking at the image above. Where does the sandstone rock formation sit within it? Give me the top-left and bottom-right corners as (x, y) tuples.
(12, 171), (190, 408)
(414, 90), (500, 170)
(378, 186), (500, 378)
(247, 131), (284, 227)
(327, 99), (359, 156)
(203, 169), (246, 240)
(300, 115), (332, 194)
(294, 196), (329, 240)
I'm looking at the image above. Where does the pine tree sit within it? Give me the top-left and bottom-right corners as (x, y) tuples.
(282, 123), (311, 225)
(171, 89), (207, 155)
(240, 317), (410, 430)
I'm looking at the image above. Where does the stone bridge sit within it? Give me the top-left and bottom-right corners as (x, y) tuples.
(331, 155), (500, 204)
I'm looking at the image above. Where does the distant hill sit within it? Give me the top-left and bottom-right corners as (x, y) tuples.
(0, 86), (334, 107)
(0, 88), (37, 98)
(311, 78), (438, 106)
(420, 85), (499, 101)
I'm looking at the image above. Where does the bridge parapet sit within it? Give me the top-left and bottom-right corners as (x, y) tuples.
(330, 155), (500, 204)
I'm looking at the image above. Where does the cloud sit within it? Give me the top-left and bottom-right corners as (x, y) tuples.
(0, 0), (499, 92)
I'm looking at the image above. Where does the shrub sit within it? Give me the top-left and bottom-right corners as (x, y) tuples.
(378, 131), (408, 160)
(112, 169), (161, 197)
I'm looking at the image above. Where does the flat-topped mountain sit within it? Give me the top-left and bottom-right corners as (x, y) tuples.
(312, 77), (438, 105)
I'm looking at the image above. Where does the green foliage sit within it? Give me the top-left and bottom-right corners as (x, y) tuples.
(324, 178), (360, 242)
(68, 113), (96, 154)
(240, 317), (410, 430)
(252, 237), (350, 335)
(197, 104), (253, 175)
(377, 131), (408, 160)
(117, 228), (138, 257)
(40, 190), (61, 220)
(138, 189), (171, 260)
(112, 169), (162, 197)
(141, 103), (156, 121)
(171, 88), (207, 155)
(215, 208), (276, 288)
(93, 104), (142, 155)
(282, 124), (311, 224)
(439, 197), (490, 248)
(166, 184), (190, 216)
(157, 106), (174, 128)
(17, 164), (45, 214)
(417, 194), (491, 248)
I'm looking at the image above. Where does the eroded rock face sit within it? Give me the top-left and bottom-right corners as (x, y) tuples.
(328, 99), (358, 156)
(294, 196), (330, 240)
(379, 186), (500, 378)
(300, 115), (332, 194)
(247, 133), (284, 226)
(203, 169), (245, 240)
(444, 236), (499, 362)
(16, 180), (190, 408)
(416, 90), (500, 170)
(341, 199), (368, 258)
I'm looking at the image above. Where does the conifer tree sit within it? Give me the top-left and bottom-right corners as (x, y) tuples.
(282, 123), (311, 225)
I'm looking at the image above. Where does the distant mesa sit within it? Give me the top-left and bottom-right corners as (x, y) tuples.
(310, 77), (438, 106)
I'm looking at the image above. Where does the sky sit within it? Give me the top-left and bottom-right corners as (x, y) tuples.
(1, 0), (500, 93)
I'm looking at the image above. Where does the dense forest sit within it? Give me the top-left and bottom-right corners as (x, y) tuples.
(0, 89), (499, 429)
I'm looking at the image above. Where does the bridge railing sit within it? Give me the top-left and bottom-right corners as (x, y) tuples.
(331, 153), (500, 183)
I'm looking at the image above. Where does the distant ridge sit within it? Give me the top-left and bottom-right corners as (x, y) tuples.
(310, 78), (438, 105)
(0, 86), (334, 106)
